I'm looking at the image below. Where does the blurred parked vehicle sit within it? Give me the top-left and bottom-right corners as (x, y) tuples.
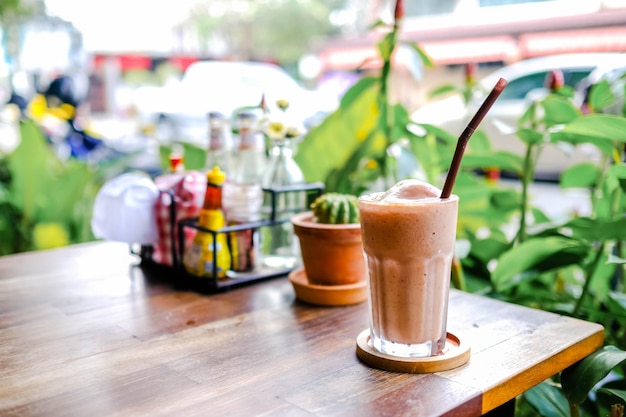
(131, 60), (339, 145)
(576, 60), (626, 116)
(412, 53), (626, 180)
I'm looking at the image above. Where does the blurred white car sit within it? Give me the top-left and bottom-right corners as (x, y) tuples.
(412, 53), (626, 180)
(576, 60), (626, 116)
(132, 61), (339, 145)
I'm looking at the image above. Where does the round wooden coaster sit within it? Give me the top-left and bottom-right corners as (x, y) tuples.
(288, 268), (367, 306)
(356, 329), (470, 373)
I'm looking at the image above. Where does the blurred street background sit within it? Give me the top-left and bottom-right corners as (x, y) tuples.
(3, 0), (626, 126)
(0, 0), (623, 234)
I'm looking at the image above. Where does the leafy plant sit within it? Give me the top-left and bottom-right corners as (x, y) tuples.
(444, 68), (626, 416)
(294, 0), (437, 195)
(0, 118), (128, 254)
(296, 0), (626, 412)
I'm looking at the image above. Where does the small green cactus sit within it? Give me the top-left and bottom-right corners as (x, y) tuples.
(311, 193), (360, 224)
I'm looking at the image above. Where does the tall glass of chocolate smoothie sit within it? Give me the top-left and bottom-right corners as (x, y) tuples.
(359, 179), (459, 358)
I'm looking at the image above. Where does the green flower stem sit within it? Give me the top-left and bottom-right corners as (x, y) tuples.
(573, 153), (619, 316)
(517, 143), (535, 244)
(516, 99), (544, 245)
(517, 144), (541, 243)
(378, 24), (398, 189)
(618, 239), (625, 294)
(574, 241), (605, 317)
(590, 153), (611, 218)
(615, 143), (626, 293)
(610, 182), (625, 294)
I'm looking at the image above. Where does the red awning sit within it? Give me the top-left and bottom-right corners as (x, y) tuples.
(421, 36), (518, 65)
(168, 56), (199, 71)
(319, 46), (380, 72)
(319, 35), (518, 71)
(519, 27), (626, 57)
(93, 54), (153, 71)
(319, 26), (626, 72)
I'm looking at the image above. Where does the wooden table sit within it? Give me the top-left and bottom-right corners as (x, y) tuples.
(0, 242), (604, 417)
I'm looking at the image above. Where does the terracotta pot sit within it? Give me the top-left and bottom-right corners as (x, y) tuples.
(292, 211), (366, 286)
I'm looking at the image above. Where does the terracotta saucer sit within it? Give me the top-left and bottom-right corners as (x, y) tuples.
(288, 267), (367, 306)
(356, 329), (471, 373)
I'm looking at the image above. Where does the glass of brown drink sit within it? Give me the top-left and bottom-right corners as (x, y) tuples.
(359, 179), (459, 358)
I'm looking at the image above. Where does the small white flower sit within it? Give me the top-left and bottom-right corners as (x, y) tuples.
(260, 98), (306, 140)
(276, 99), (290, 111)
(266, 120), (288, 140)
(285, 125), (303, 138)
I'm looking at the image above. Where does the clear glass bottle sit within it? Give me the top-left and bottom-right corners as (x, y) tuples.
(222, 112), (266, 273)
(205, 111), (232, 176)
(260, 136), (305, 269)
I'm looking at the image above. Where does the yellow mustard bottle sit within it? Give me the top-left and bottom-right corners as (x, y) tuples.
(183, 167), (231, 278)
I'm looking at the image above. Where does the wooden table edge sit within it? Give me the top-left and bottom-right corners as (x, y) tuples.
(481, 322), (605, 414)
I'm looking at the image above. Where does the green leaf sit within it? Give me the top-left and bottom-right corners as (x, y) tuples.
(597, 387), (626, 404)
(4, 119), (109, 251)
(588, 80), (616, 112)
(468, 233), (511, 265)
(490, 188), (522, 211)
(492, 237), (590, 291)
(607, 292), (626, 318)
(295, 84), (379, 185)
(466, 130), (491, 155)
(561, 346), (626, 406)
(523, 382), (570, 417)
(405, 131), (441, 185)
(9, 121), (62, 220)
(557, 114), (626, 143)
(558, 217), (626, 241)
(460, 151), (524, 175)
(519, 101), (538, 127)
(412, 123), (459, 145)
(541, 95), (581, 126)
(377, 32), (394, 61)
(590, 252), (616, 304)
(551, 131), (616, 157)
(453, 173), (515, 233)
(325, 127), (387, 194)
(607, 164), (626, 193)
(404, 42), (433, 68)
(560, 163), (602, 188)
(180, 142), (206, 170)
(531, 207), (551, 224)
(517, 128), (544, 146)
(368, 19), (387, 30)
(39, 161), (91, 223)
(429, 84), (458, 98)
(555, 85), (576, 99)
(388, 103), (412, 144)
(340, 77), (378, 109)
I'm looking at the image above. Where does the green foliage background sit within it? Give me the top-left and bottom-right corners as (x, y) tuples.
(0, 120), (126, 254)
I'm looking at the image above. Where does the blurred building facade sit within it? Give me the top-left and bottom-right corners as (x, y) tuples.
(14, 0), (625, 114)
(320, 0), (626, 71)
(316, 0), (626, 110)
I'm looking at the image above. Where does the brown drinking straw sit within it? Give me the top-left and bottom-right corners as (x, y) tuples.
(440, 77), (508, 199)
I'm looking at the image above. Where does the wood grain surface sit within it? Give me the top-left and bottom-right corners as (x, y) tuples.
(0, 242), (604, 417)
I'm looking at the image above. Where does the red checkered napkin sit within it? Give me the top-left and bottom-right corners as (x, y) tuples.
(153, 171), (206, 266)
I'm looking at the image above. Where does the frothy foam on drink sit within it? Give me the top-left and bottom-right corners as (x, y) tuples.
(366, 179), (441, 204)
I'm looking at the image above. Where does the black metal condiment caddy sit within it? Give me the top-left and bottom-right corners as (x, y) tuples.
(132, 182), (324, 293)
